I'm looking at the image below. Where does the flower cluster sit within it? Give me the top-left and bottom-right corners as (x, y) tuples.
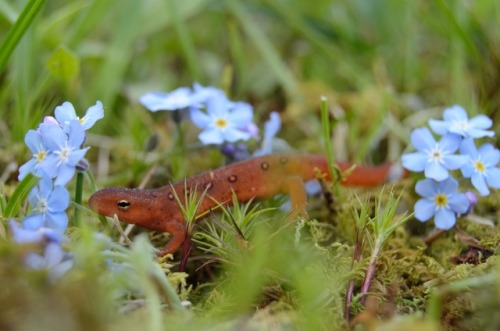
(140, 83), (282, 157)
(12, 101), (104, 279)
(402, 105), (500, 229)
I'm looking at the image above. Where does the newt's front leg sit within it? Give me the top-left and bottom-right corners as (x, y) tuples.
(283, 175), (308, 220)
(157, 221), (187, 257)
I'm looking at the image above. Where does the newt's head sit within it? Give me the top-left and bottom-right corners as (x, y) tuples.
(89, 187), (165, 231)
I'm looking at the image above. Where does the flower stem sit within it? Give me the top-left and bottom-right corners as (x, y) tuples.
(344, 239), (364, 321)
(359, 244), (381, 304)
(74, 171), (84, 226)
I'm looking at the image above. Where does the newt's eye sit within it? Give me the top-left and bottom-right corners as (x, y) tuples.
(117, 200), (131, 210)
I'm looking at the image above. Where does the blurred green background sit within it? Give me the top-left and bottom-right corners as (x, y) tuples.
(0, 1), (499, 330)
(1, 0), (498, 159)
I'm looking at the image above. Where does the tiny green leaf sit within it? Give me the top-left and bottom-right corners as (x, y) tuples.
(4, 173), (39, 218)
(46, 45), (80, 81)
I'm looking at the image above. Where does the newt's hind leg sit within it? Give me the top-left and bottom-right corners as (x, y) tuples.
(157, 221), (187, 257)
(283, 175), (308, 220)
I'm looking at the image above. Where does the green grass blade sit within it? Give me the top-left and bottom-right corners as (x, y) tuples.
(0, 0), (46, 73)
(227, 0), (299, 98)
(166, 0), (202, 81)
(4, 173), (39, 218)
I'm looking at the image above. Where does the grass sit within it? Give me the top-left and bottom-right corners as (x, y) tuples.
(1, 0), (499, 330)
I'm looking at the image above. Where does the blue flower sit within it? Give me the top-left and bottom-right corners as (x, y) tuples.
(191, 82), (226, 105)
(221, 143), (250, 162)
(140, 87), (198, 112)
(429, 105), (494, 138)
(254, 111), (281, 156)
(9, 219), (66, 244)
(459, 138), (500, 196)
(18, 130), (49, 180)
(40, 120), (90, 185)
(10, 220), (72, 283)
(190, 93), (254, 145)
(55, 101), (104, 130)
(414, 177), (469, 230)
(401, 128), (469, 181)
(24, 242), (73, 283)
(463, 191), (478, 215)
(22, 176), (69, 233)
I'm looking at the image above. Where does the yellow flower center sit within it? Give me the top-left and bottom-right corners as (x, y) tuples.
(434, 193), (448, 207)
(215, 118), (228, 128)
(474, 160), (485, 173)
(35, 150), (47, 163)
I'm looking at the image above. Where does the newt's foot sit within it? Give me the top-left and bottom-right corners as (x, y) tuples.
(288, 206), (308, 222)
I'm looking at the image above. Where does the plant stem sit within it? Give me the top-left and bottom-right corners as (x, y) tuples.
(74, 171), (84, 226)
(359, 244), (381, 304)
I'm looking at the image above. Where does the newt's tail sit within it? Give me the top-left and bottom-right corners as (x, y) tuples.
(297, 154), (407, 187)
(337, 161), (407, 187)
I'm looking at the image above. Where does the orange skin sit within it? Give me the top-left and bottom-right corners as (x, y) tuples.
(89, 154), (397, 256)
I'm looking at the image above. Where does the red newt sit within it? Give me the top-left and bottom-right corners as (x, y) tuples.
(89, 154), (400, 256)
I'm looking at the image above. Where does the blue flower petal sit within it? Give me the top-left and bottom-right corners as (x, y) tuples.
(459, 138), (478, 157)
(414, 199), (435, 221)
(467, 129), (495, 138)
(66, 147), (89, 167)
(448, 193), (469, 214)
(479, 144), (500, 165)
(469, 115), (493, 130)
(471, 173), (489, 196)
(139, 92), (170, 111)
(55, 102), (77, 125)
(415, 179), (437, 197)
(67, 120), (86, 147)
(81, 101), (104, 130)
(25, 130), (42, 153)
(425, 161), (448, 181)
(140, 87), (194, 111)
(437, 176), (459, 193)
(48, 185), (70, 211)
(41, 155), (60, 179)
(443, 105), (467, 122)
(39, 176), (53, 195)
(191, 83), (225, 102)
(40, 124), (65, 151)
(23, 214), (44, 230)
(460, 165), (474, 179)
(442, 154), (469, 170)
(54, 166), (76, 186)
(199, 128), (224, 145)
(18, 159), (37, 180)
(223, 128), (251, 142)
(205, 94), (229, 117)
(434, 208), (456, 230)
(24, 253), (45, 269)
(190, 108), (211, 128)
(46, 212), (68, 233)
(486, 168), (500, 188)
(228, 103), (253, 127)
(264, 112), (281, 139)
(44, 242), (64, 267)
(411, 127), (435, 151)
(428, 119), (450, 135)
(10, 220), (44, 243)
(439, 134), (461, 153)
(401, 153), (427, 172)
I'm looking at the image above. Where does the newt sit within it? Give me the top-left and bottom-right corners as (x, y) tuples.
(89, 154), (401, 256)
